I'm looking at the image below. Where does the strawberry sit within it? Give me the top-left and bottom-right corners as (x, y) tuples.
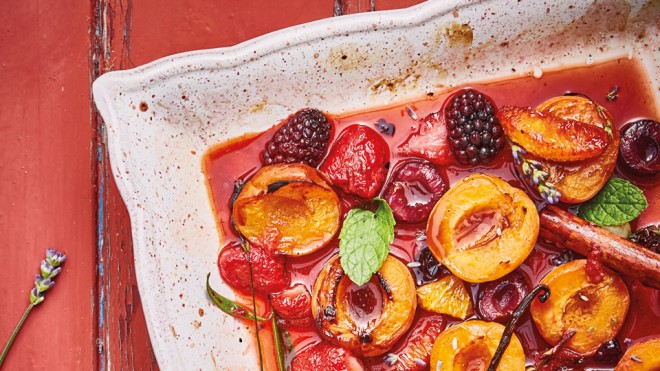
(385, 315), (446, 371)
(269, 283), (313, 328)
(398, 112), (452, 165)
(320, 125), (390, 199)
(291, 343), (364, 371)
(217, 241), (289, 295)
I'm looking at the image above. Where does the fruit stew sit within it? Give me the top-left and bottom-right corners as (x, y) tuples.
(203, 57), (659, 370)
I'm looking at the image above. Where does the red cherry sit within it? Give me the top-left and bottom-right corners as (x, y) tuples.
(382, 160), (448, 223)
(619, 119), (660, 176)
(477, 270), (530, 323)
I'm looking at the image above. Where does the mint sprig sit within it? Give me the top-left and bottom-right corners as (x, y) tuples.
(339, 198), (395, 286)
(578, 178), (647, 226)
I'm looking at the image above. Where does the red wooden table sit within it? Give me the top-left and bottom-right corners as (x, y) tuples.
(0, 1), (422, 369)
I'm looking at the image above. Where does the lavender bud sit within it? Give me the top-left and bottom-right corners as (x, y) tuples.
(29, 249), (66, 305)
(384, 353), (399, 366)
(528, 160), (543, 169)
(40, 261), (53, 279)
(46, 249), (66, 267)
(49, 267), (62, 279)
(30, 287), (44, 305)
(36, 278), (53, 293)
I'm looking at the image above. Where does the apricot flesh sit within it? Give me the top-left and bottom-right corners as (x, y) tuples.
(311, 254), (417, 357)
(537, 96), (620, 203)
(530, 259), (629, 355)
(232, 163), (341, 256)
(615, 337), (660, 370)
(416, 274), (474, 320)
(429, 320), (525, 371)
(426, 173), (539, 283)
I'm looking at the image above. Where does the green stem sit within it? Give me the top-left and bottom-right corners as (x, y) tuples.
(0, 303), (34, 367)
(271, 313), (286, 371)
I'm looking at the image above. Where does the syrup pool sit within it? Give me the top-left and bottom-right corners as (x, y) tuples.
(203, 58), (659, 370)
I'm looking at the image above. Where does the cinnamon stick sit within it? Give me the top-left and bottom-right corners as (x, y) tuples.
(539, 205), (660, 289)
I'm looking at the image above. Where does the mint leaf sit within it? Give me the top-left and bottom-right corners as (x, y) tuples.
(339, 198), (395, 285)
(578, 178), (647, 226)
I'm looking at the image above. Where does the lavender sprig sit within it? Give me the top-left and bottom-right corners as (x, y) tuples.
(1, 249), (66, 366)
(384, 353), (399, 366)
(510, 143), (561, 204)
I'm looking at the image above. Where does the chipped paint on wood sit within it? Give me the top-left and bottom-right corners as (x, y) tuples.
(91, 0), (157, 370)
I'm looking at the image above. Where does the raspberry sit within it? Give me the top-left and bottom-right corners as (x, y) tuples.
(217, 241), (289, 295)
(262, 108), (332, 167)
(445, 89), (505, 165)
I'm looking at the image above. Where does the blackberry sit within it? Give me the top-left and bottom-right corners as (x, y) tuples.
(629, 225), (660, 254)
(445, 89), (505, 165)
(593, 339), (623, 364)
(262, 108), (332, 167)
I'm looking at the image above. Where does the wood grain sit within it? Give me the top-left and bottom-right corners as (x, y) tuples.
(0, 0), (97, 369)
(94, 1), (336, 369)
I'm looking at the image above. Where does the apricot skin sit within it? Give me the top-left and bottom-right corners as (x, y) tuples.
(537, 96), (620, 203)
(498, 105), (608, 162)
(232, 163), (341, 256)
(311, 255), (417, 357)
(235, 163), (334, 201)
(530, 259), (630, 355)
(426, 173), (539, 283)
(615, 338), (660, 370)
(429, 320), (525, 371)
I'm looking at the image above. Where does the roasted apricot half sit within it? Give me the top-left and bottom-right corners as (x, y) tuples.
(429, 320), (525, 371)
(530, 259), (630, 355)
(416, 274), (474, 320)
(536, 96), (620, 203)
(426, 173), (539, 283)
(498, 106), (608, 162)
(311, 254), (416, 357)
(615, 337), (660, 370)
(232, 163), (341, 256)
